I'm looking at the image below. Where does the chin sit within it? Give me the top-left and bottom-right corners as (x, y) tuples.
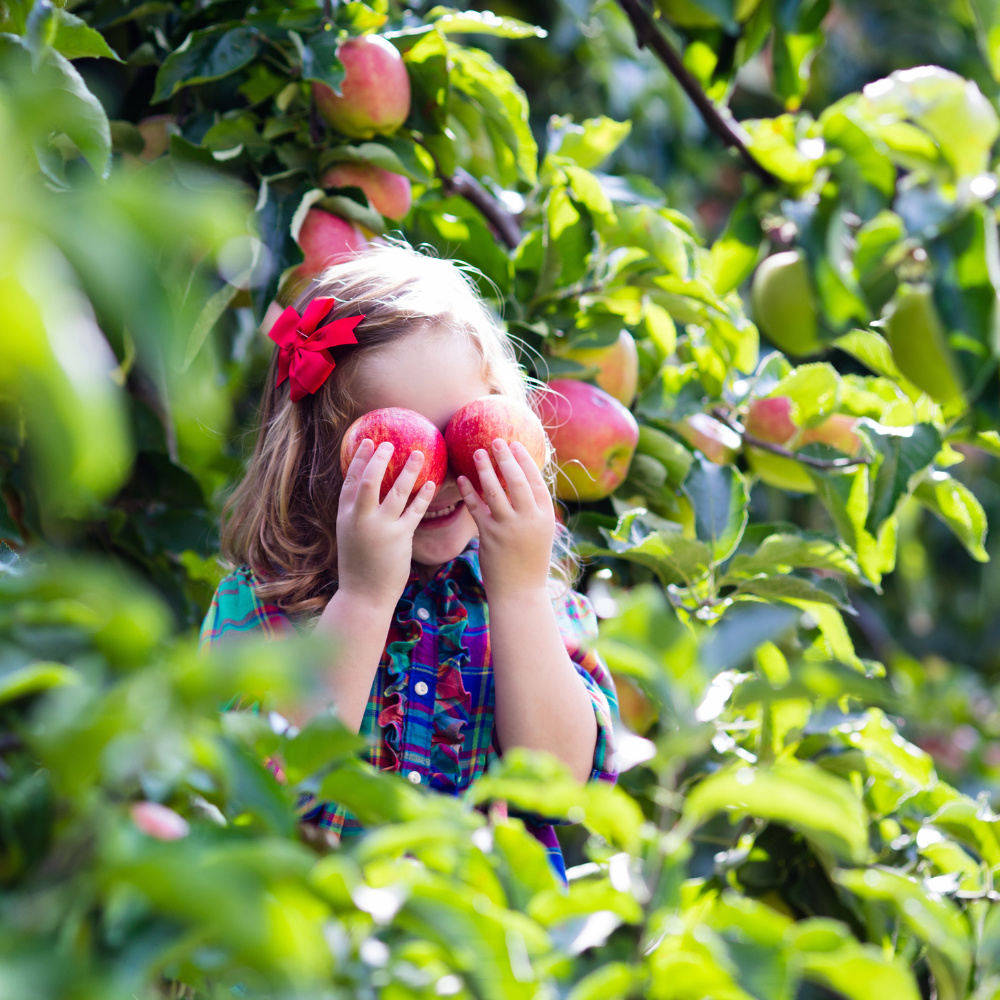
(412, 503), (477, 568)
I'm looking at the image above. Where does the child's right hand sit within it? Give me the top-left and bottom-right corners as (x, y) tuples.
(336, 439), (435, 607)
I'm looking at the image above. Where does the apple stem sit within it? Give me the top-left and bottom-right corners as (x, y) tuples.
(614, 0), (779, 187)
(711, 408), (872, 470)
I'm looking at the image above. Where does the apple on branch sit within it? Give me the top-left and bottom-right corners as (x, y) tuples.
(551, 330), (640, 406)
(672, 412), (741, 465)
(321, 162), (413, 221)
(313, 35), (411, 140)
(536, 379), (639, 502)
(341, 407), (447, 502)
(445, 396), (547, 494)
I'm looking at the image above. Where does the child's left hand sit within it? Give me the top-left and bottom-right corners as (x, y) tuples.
(457, 439), (555, 598)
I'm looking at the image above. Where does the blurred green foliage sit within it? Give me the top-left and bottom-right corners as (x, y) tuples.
(5, 0), (1000, 997)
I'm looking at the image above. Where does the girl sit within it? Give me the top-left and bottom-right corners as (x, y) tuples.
(201, 245), (617, 878)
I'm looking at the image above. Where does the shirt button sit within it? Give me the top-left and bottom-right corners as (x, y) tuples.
(416, 607), (430, 621)
(414, 680), (429, 696)
(407, 770), (421, 784)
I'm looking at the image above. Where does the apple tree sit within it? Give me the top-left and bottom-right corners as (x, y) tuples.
(3, 1), (1000, 999)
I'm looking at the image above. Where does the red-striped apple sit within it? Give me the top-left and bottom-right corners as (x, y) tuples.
(341, 407), (447, 502)
(554, 330), (640, 406)
(536, 380), (639, 501)
(445, 395), (547, 494)
(321, 161), (412, 220)
(312, 35), (411, 139)
(745, 396), (797, 445)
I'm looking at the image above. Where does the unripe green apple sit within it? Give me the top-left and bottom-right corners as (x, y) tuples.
(751, 250), (823, 357)
(884, 283), (964, 405)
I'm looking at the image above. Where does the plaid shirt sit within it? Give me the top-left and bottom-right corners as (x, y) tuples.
(200, 539), (618, 879)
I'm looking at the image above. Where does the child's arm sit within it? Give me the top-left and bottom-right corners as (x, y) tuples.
(458, 440), (599, 783)
(313, 439), (434, 731)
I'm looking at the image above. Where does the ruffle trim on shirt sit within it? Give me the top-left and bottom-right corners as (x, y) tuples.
(377, 598), (421, 771)
(429, 577), (472, 791)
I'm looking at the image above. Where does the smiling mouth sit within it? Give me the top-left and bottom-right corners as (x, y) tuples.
(422, 502), (458, 520)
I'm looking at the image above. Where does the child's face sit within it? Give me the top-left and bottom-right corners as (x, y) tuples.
(354, 328), (491, 568)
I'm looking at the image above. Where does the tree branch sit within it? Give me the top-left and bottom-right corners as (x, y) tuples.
(440, 166), (521, 250)
(711, 408), (871, 470)
(613, 0), (779, 187)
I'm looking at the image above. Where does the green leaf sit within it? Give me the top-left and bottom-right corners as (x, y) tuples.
(860, 420), (941, 532)
(403, 26), (450, 138)
(770, 363), (840, 427)
(316, 760), (423, 825)
(300, 27), (344, 92)
(734, 575), (845, 606)
(316, 193), (385, 233)
(528, 877), (642, 926)
(31, 2), (124, 62)
(835, 867), (971, 1000)
(914, 470), (989, 562)
(184, 284), (237, 370)
(547, 114), (632, 170)
(710, 195), (762, 296)
(0, 35), (112, 181)
(428, 7), (547, 38)
(834, 329), (904, 380)
(564, 164), (616, 227)
(152, 25), (260, 103)
(684, 457), (749, 562)
(579, 524), (713, 587)
(282, 714), (366, 784)
(724, 533), (861, 580)
(682, 762), (870, 862)
(821, 101), (895, 196)
(320, 140), (427, 181)
(448, 43), (537, 184)
(565, 963), (638, 1000)
(0, 663), (80, 704)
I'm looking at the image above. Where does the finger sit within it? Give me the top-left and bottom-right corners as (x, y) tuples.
(510, 440), (551, 507)
(491, 439), (535, 511)
(474, 448), (512, 519)
(401, 479), (436, 527)
(340, 438), (376, 507)
(457, 475), (493, 532)
(382, 450), (426, 518)
(357, 441), (394, 509)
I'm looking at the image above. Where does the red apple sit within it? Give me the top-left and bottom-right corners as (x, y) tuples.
(744, 396), (798, 446)
(535, 380), (639, 502)
(802, 414), (862, 456)
(445, 395), (548, 494)
(554, 330), (640, 406)
(296, 208), (366, 273)
(131, 802), (189, 841)
(312, 35), (411, 139)
(321, 161), (413, 220)
(340, 407), (447, 502)
(673, 412), (742, 465)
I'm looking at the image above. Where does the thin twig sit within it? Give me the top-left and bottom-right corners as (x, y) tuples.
(441, 166), (521, 249)
(613, 0), (778, 186)
(711, 408), (871, 470)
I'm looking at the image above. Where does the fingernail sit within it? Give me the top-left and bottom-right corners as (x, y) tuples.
(492, 439), (504, 450)
(475, 449), (488, 461)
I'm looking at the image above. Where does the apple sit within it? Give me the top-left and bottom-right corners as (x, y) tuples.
(673, 412), (742, 465)
(312, 35), (411, 140)
(744, 396), (798, 446)
(340, 407), (447, 502)
(297, 208), (366, 272)
(751, 250), (823, 357)
(321, 161), (413, 220)
(554, 330), (640, 406)
(535, 380), (639, 502)
(131, 801), (189, 841)
(445, 395), (548, 494)
(802, 414), (862, 455)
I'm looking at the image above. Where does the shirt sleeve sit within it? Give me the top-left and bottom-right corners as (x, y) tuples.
(199, 567), (295, 650)
(552, 585), (618, 784)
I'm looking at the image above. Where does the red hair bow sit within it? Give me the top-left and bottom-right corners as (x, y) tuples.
(267, 298), (364, 402)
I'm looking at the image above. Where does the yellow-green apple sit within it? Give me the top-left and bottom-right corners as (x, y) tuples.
(751, 250), (823, 357)
(536, 379), (639, 501)
(312, 35), (411, 139)
(673, 412), (741, 465)
(744, 396), (798, 446)
(321, 161), (413, 220)
(802, 414), (862, 455)
(445, 395), (547, 494)
(553, 330), (640, 405)
(341, 407), (447, 502)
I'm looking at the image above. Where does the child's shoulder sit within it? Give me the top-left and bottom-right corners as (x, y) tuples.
(200, 566), (292, 648)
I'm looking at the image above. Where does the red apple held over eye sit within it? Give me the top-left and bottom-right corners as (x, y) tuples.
(801, 413), (862, 456)
(744, 396), (798, 446)
(445, 395), (548, 494)
(673, 412), (742, 465)
(340, 407), (447, 502)
(536, 380), (639, 502)
(321, 162), (413, 220)
(312, 35), (411, 140)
